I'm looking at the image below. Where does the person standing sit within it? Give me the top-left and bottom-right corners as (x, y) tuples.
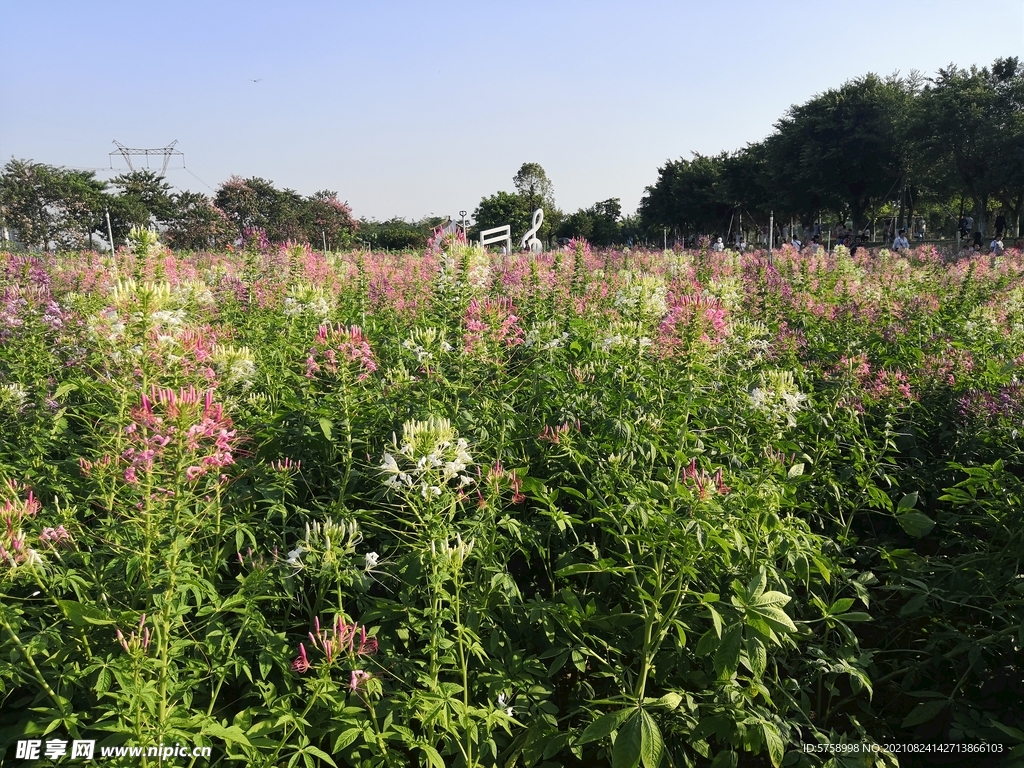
(995, 211), (1007, 238)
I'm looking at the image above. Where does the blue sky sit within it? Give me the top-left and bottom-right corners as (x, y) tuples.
(1, 0), (1022, 221)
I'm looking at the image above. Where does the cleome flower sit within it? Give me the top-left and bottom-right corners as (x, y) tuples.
(749, 370), (808, 428)
(378, 416), (475, 493)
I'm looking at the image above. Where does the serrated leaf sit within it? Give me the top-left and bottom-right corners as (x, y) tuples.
(713, 624), (742, 678)
(612, 712), (643, 768)
(746, 636), (766, 678)
(749, 605), (796, 634)
(901, 700), (946, 728)
(639, 710), (664, 768)
(761, 721), (785, 768)
(695, 628), (718, 657)
(578, 708), (635, 745)
(746, 569), (767, 600)
(897, 511), (935, 538)
(204, 723), (252, 747)
(752, 591), (791, 608)
(419, 744), (446, 768)
(650, 692), (682, 711)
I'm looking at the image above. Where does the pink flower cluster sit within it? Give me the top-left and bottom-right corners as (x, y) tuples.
(658, 293), (728, 355)
(305, 324), (377, 381)
(463, 297), (524, 358)
(484, 460), (526, 505)
(116, 614), (151, 654)
(119, 386), (237, 485)
(829, 355), (914, 409)
(0, 483), (43, 568)
(292, 615), (379, 688)
(682, 458), (730, 500)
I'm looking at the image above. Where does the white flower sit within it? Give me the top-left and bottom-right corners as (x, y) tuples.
(364, 551), (380, 570)
(285, 546), (306, 569)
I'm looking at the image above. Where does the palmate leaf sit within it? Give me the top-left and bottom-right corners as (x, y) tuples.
(714, 624), (743, 677)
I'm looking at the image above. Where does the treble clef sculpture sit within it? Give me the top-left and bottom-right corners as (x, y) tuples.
(520, 208), (544, 253)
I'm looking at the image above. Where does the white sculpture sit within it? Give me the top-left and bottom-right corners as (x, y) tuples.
(520, 208), (544, 253)
(480, 224), (512, 254)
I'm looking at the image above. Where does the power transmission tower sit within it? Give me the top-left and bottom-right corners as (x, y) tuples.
(109, 140), (184, 175)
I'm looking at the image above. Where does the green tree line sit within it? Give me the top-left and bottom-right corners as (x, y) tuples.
(0, 166), (358, 251)
(639, 59), (1024, 243)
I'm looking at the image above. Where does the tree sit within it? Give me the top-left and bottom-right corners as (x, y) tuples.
(771, 73), (913, 233)
(214, 176), (305, 243)
(473, 191), (533, 243)
(301, 190), (357, 249)
(512, 162), (555, 217)
(106, 170), (175, 244)
(0, 160), (107, 250)
(557, 198), (623, 246)
(639, 154), (733, 238)
(163, 191), (235, 251)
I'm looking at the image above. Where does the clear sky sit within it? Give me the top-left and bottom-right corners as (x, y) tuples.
(1, 1), (1022, 222)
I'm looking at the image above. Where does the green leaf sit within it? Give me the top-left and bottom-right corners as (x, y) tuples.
(204, 723), (252, 747)
(57, 600), (114, 627)
(648, 692), (682, 711)
(901, 700), (946, 728)
(695, 628), (718, 657)
(53, 382), (78, 399)
(709, 750), (738, 768)
(752, 591), (791, 608)
(990, 722), (1024, 742)
(748, 605), (796, 634)
(419, 744), (446, 768)
(713, 624), (742, 678)
(837, 612), (872, 622)
(578, 708), (635, 745)
(828, 598), (855, 615)
(639, 710), (664, 768)
(787, 463), (804, 478)
(746, 636), (767, 678)
(897, 491), (919, 510)
(746, 569), (767, 600)
(612, 712), (643, 768)
(761, 721), (785, 768)
(318, 417), (333, 441)
(897, 511), (935, 538)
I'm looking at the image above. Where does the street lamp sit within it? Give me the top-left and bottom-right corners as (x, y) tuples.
(459, 210), (467, 235)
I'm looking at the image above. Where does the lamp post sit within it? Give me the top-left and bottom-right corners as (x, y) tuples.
(459, 210), (467, 236)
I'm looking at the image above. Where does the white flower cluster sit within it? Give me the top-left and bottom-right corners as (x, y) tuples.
(283, 283), (333, 323)
(0, 383), (28, 414)
(613, 271), (668, 321)
(401, 327), (453, 364)
(596, 321), (652, 354)
(522, 320), (570, 351)
(750, 370), (808, 428)
(702, 277), (745, 312)
(211, 344), (257, 390)
(379, 417), (474, 498)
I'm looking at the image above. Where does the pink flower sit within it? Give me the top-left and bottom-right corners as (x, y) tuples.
(291, 643), (310, 673)
(349, 669), (371, 691)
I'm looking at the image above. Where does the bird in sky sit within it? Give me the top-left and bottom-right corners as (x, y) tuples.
(250, 78), (262, 83)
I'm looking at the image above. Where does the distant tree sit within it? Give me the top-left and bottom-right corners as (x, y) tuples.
(0, 160), (107, 250)
(917, 58), (1024, 236)
(772, 74), (913, 233)
(105, 170), (175, 244)
(164, 191), (235, 251)
(359, 216), (442, 250)
(557, 198), (623, 246)
(214, 176), (305, 243)
(639, 153), (733, 237)
(512, 162), (555, 216)
(473, 191), (533, 244)
(301, 190), (357, 249)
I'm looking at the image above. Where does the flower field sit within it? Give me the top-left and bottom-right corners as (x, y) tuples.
(1, 235), (1023, 767)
